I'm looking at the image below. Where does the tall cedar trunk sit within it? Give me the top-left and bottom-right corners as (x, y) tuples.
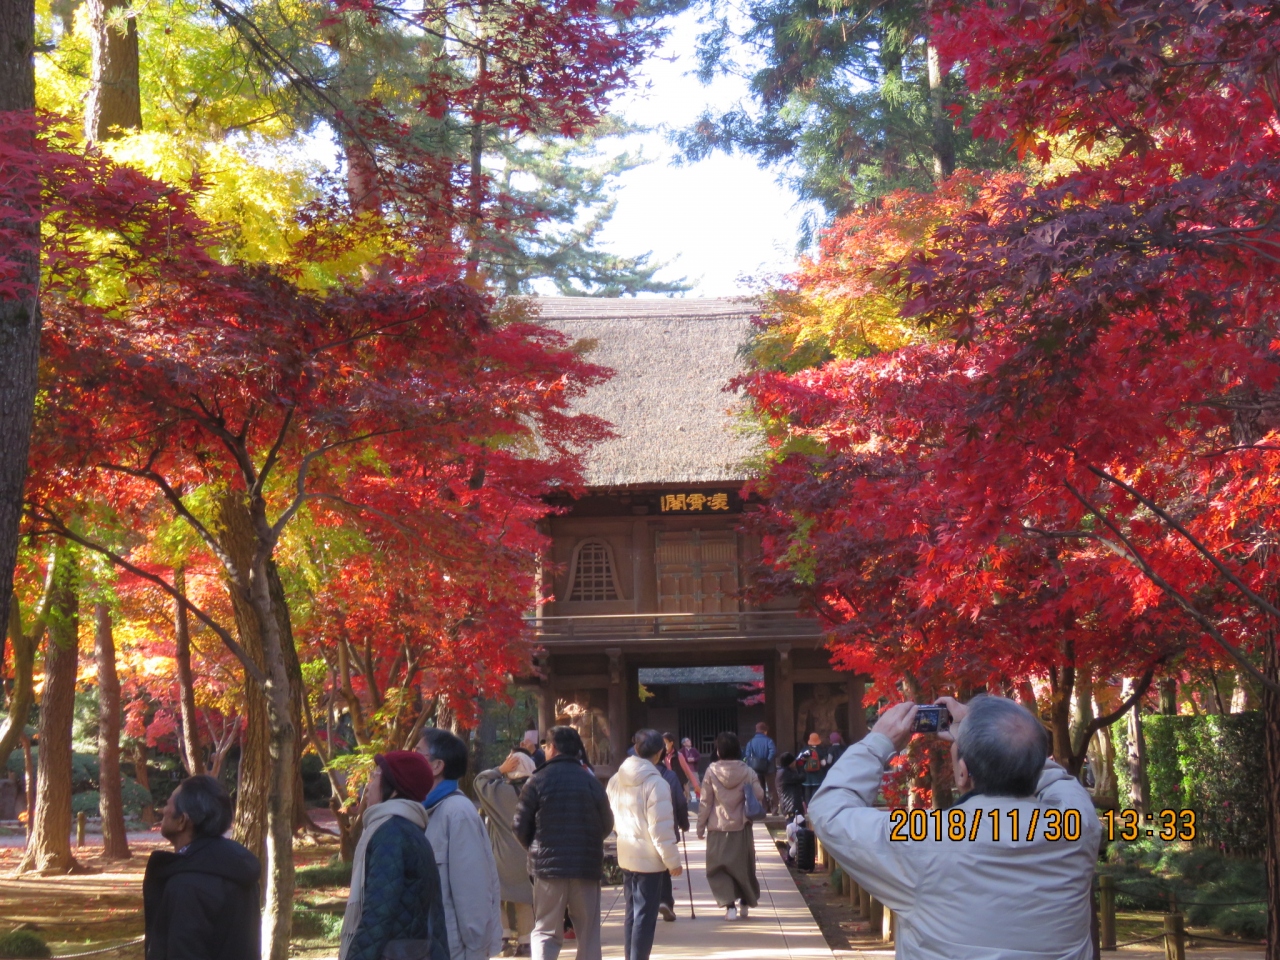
(94, 602), (130, 858)
(1068, 666), (1094, 776)
(214, 492), (296, 960)
(133, 741), (153, 823)
(1159, 678), (1178, 714)
(923, 2), (955, 180)
(174, 568), (204, 775)
(84, 0), (141, 141)
(0, 0), (42, 651)
(19, 548), (80, 874)
(1259, 632), (1280, 960)
(0, 600), (37, 771)
(1124, 678), (1150, 816)
(1264, 629), (1280, 960)
(1090, 725), (1118, 809)
(1048, 664), (1075, 770)
(465, 45), (488, 277)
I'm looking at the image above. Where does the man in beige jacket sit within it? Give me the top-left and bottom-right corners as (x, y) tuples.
(607, 729), (683, 960)
(809, 696), (1100, 960)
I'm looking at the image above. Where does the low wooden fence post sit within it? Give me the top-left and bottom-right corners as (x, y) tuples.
(1163, 912), (1185, 960)
(869, 895), (884, 935)
(76, 810), (86, 848)
(1098, 875), (1116, 950)
(882, 904), (895, 942)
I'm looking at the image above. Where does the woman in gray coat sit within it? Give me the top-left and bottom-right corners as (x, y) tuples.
(475, 751), (537, 956)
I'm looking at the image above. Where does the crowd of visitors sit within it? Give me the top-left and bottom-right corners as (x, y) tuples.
(141, 694), (1097, 960)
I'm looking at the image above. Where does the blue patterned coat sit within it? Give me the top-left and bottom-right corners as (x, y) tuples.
(346, 815), (450, 960)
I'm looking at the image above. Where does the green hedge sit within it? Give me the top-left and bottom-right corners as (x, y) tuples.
(71, 777), (155, 817)
(1113, 712), (1264, 855)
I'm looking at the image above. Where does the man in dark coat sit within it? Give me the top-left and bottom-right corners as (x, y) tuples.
(513, 725), (613, 960)
(143, 775), (261, 960)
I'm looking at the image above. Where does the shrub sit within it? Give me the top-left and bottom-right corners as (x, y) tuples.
(71, 777), (154, 817)
(296, 855), (352, 890)
(0, 930), (51, 959)
(1111, 712), (1264, 855)
(291, 908), (342, 941)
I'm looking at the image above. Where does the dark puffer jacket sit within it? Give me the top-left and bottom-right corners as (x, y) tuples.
(143, 836), (261, 960)
(513, 754), (613, 880)
(347, 815), (450, 960)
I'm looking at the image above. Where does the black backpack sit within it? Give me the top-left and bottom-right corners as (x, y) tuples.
(794, 826), (817, 872)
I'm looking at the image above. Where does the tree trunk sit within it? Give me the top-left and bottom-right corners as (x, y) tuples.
(1089, 724), (1118, 809)
(1048, 664), (1075, 769)
(1159, 677), (1178, 715)
(1261, 627), (1280, 960)
(1016, 679), (1038, 714)
(0, 598), (37, 771)
(84, 0), (141, 141)
(0, 0), (42, 654)
(465, 48), (488, 278)
(19, 546), (80, 874)
(1123, 678), (1150, 816)
(1232, 672), (1259, 712)
(94, 602), (129, 859)
(133, 740), (153, 823)
(923, 4), (955, 180)
(22, 732), (35, 827)
(174, 568), (205, 775)
(214, 491), (295, 960)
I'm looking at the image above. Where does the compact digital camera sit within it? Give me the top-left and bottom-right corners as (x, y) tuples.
(911, 704), (951, 733)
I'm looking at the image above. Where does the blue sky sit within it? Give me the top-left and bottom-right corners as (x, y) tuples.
(592, 10), (815, 298)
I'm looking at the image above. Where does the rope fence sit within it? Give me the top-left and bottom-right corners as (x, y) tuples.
(1100, 875), (1266, 906)
(1095, 874), (1268, 954)
(51, 936), (145, 958)
(1184, 932), (1267, 947)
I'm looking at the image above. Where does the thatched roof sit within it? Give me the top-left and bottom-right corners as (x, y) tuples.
(531, 297), (764, 488)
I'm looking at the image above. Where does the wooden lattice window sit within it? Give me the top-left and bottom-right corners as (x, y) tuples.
(566, 539), (622, 601)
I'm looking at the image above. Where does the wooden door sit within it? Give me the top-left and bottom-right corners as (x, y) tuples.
(655, 529), (740, 613)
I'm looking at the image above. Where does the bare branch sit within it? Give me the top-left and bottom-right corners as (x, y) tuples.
(1061, 480), (1280, 694)
(1087, 465), (1280, 621)
(29, 509), (269, 690)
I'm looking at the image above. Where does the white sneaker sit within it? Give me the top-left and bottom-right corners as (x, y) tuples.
(739, 904), (749, 920)
(724, 905), (737, 921)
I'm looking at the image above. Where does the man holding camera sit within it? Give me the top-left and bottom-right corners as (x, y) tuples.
(808, 696), (1100, 960)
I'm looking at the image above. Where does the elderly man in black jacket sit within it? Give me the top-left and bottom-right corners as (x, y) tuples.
(143, 775), (261, 960)
(513, 725), (614, 960)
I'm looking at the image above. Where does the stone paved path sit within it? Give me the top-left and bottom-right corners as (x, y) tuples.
(598, 823), (833, 960)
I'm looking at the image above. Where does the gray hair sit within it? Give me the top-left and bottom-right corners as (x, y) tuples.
(632, 728), (665, 759)
(955, 696), (1050, 797)
(173, 774), (234, 837)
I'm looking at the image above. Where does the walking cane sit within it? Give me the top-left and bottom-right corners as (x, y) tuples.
(681, 829), (696, 919)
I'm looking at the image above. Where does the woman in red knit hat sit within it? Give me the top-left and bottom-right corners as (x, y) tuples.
(339, 751), (450, 960)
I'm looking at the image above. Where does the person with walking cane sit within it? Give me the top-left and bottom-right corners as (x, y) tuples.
(656, 737), (690, 922)
(607, 729), (684, 960)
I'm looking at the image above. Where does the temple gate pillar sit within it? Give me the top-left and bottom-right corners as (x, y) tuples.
(607, 648), (627, 765)
(776, 644), (795, 755)
(848, 674), (867, 743)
